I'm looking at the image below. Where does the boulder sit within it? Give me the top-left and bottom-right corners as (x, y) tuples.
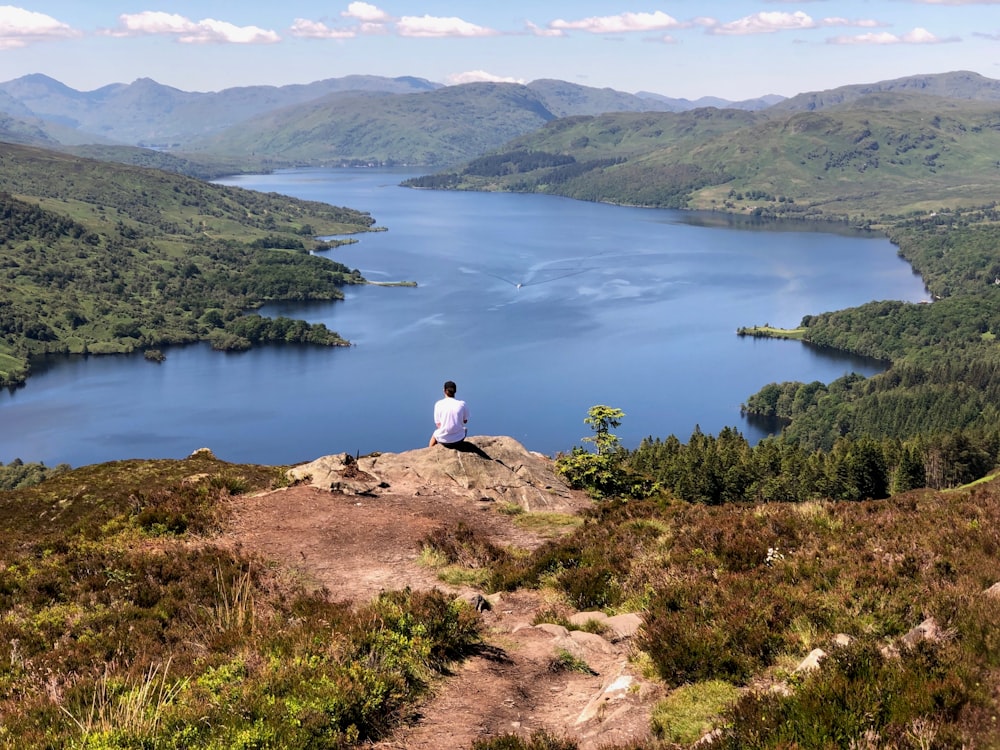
(287, 435), (579, 511)
(830, 633), (853, 648)
(605, 613), (643, 639)
(902, 617), (947, 647)
(568, 611), (608, 628)
(794, 648), (827, 673)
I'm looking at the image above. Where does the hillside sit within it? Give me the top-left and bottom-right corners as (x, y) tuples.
(771, 70), (1000, 113)
(406, 92), (1000, 219)
(1, 436), (998, 748)
(0, 142), (376, 387)
(186, 83), (561, 167)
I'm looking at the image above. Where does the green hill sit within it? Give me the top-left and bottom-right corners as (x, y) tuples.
(771, 69), (1000, 113)
(0, 143), (376, 387)
(186, 82), (563, 167)
(408, 95), (1000, 220)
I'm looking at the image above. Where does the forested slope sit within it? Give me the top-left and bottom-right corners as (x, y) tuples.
(0, 143), (375, 387)
(408, 96), (1000, 220)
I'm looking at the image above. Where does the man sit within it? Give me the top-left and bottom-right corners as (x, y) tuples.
(429, 380), (469, 447)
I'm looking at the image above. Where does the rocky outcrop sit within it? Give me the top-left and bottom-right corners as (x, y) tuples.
(287, 435), (579, 511)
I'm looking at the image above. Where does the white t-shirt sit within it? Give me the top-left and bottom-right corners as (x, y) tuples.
(433, 396), (469, 444)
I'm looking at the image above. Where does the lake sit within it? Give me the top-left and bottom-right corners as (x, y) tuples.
(0, 168), (929, 467)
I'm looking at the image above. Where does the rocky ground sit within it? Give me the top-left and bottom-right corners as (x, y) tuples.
(218, 436), (662, 749)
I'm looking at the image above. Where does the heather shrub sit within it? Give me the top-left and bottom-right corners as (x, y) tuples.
(488, 500), (660, 607)
(641, 573), (798, 685)
(420, 522), (510, 569)
(471, 730), (580, 750)
(717, 639), (981, 749)
(0, 457), (482, 749)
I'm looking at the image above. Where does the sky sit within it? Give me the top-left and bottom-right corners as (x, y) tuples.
(0, 2), (999, 101)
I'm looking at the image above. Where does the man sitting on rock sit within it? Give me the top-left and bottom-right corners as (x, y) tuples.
(429, 380), (469, 448)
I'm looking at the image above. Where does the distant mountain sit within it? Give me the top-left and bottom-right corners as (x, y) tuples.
(3, 70), (999, 175)
(0, 73), (441, 145)
(771, 70), (1000, 112)
(185, 79), (775, 167)
(635, 91), (785, 112)
(0, 73), (780, 157)
(0, 112), (60, 147)
(525, 79), (680, 116)
(185, 82), (561, 167)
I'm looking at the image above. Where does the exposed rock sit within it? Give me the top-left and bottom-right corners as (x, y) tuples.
(985, 582), (1000, 599)
(569, 611), (608, 628)
(565, 611), (643, 640)
(881, 643), (901, 660)
(902, 617), (946, 647)
(287, 435), (578, 511)
(831, 633), (853, 648)
(565, 630), (617, 657)
(575, 666), (636, 725)
(536, 623), (571, 638)
(605, 613), (643, 639)
(693, 728), (724, 747)
(794, 648), (827, 673)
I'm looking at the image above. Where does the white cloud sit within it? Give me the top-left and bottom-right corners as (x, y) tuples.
(709, 11), (886, 35)
(109, 11), (279, 44)
(290, 18), (355, 39)
(711, 11), (817, 35)
(828, 27), (956, 44)
(549, 11), (681, 34)
(822, 17), (884, 29)
(526, 20), (564, 38)
(396, 15), (498, 38)
(291, 7), (494, 40)
(342, 2), (390, 23)
(912, 0), (1000, 4)
(448, 70), (526, 85)
(0, 5), (80, 49)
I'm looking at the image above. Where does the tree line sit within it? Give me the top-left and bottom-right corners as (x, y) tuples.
(559, 408), (998, 504)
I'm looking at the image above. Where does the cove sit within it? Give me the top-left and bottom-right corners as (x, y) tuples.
(0, 168), (929, 467)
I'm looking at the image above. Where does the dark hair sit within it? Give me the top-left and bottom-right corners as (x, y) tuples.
(443, 380), (457, 396)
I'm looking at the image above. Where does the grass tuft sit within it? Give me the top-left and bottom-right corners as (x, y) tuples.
(651, 679), (741, 745)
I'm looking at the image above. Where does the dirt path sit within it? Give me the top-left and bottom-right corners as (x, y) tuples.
(220, 477), (660, 749)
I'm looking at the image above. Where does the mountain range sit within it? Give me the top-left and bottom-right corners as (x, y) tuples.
(0, 73), (782, 168)
(1, 70), (999, 186)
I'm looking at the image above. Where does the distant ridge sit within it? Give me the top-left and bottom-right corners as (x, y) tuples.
(771, 70), (1000, 112)
(0, 73), (781, 152)
(0, 73), (442, 145)
(635, 90), (785, 112)
(2, 70), (999, 171)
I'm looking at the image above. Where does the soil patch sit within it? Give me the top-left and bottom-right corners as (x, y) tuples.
(219, 442), (660, 748)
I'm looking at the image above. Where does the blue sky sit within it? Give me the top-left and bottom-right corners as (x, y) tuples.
(1, 2), (999, 99)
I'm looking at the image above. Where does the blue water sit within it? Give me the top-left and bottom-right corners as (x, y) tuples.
(0, 169), (928, 466)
